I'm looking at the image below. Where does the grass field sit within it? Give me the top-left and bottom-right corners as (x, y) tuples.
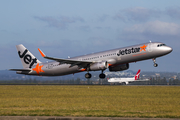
(0, 85), (179, 118)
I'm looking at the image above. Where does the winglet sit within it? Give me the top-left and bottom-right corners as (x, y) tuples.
(38, 48), (46, 57)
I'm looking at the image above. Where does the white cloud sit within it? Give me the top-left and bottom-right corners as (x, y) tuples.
(98, 14), (110, 22)
(114, 7), (161, 22)
(166, 6), (180, 19)
(123, 21), (180, 36)
(79, 26), (91, 32)
(34, 16), (84, 29)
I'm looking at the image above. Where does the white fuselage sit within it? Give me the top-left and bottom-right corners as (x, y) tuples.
(108, 78), (135, 83)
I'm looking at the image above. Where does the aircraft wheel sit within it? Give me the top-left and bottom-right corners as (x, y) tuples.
(99, 73), (106, 79)
(154, 63), (158, 67)
(122, 82), (126, 85)
(85, 73), (92, 79)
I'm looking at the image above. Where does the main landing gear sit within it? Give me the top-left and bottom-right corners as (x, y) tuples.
(99, 70), (106, 79)
(99, 73), (106, 79)
(85, 67), (92, 79)
(85, 73), (91, 79)
(85, 70), (106, 79)
(153, 58), (158, 67)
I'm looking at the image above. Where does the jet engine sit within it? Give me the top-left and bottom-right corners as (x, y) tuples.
(109, 63), (129, 72)
(90, 61), (109, 71)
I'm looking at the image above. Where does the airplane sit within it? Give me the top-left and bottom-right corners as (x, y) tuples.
(107, 69), (150, 85)
(10, 42), (172, 79)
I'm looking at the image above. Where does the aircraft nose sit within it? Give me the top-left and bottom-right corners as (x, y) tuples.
(166, 46), (173, 53)
(161, 46), (173, 54)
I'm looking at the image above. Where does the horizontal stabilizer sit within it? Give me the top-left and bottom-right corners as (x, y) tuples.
(9, 69), (31, 72)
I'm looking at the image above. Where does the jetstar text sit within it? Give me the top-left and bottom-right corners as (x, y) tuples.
(117, 47), (141, 56)
(18, 49), (37, 68)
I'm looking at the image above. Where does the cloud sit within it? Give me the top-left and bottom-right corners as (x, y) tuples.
(166, 7), (180, 19)
(123, 20), (180, 36)
(34, 15), (84, 29)
(98, 14), (110, 22)
(32, 39), (84, 58)
(114, 7), (161, 22)
(114, 6), (180, 23)
(87, 37), (111, 48)
(79, 26), (91, 32)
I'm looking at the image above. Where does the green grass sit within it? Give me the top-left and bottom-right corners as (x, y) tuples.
(0, 85), (180, 118)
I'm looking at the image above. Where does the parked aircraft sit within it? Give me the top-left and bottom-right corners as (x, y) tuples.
(10, 42), (172, 79)
(108, 69), (149, 85)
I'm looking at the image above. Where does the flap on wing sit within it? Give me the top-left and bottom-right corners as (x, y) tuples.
(9, 69), (31, 72)
(38, 48), (92, 67)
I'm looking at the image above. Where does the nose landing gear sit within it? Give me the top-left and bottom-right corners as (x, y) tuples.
(153, 58), (158, 67)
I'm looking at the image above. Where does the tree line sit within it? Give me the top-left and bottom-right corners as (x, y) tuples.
(0, 77), (180, 85)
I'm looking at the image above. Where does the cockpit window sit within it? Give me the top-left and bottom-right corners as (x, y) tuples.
(157, 44), (166, 47)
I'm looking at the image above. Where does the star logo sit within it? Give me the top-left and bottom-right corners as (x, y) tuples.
(140, 44), (147, 52)
(32, 63), (44, 75)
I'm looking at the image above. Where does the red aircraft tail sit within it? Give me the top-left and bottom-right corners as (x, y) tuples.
(135, 69), (141, 80)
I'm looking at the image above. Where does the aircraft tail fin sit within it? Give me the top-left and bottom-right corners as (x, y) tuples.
(134, 69), (141, 80)
(16, 44), (41, 68)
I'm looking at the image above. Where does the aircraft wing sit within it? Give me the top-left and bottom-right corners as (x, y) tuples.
(38, 48), (93, 68)
(135, 79), (150, 81)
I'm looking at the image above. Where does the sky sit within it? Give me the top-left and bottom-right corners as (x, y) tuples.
(0, 0), (180, 72)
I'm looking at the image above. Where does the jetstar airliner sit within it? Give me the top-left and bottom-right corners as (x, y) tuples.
(108, 69), (149, 85)
(10, 42), (172, 79)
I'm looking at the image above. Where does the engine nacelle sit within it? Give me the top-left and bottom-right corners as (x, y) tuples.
(109, 63), (129, 72)
(121, 82), (129, 85)
(90, 61), (109, 71)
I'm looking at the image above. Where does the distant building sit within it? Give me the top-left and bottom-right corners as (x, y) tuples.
(171, 75), (177, 80)
(155, 73), (160, 77)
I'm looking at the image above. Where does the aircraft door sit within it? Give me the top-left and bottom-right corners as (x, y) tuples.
(48, 64), (53, 69)
(147, 42), (153, 52)
(116, 50), (121, 61)
(78, 58), (82, 61)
